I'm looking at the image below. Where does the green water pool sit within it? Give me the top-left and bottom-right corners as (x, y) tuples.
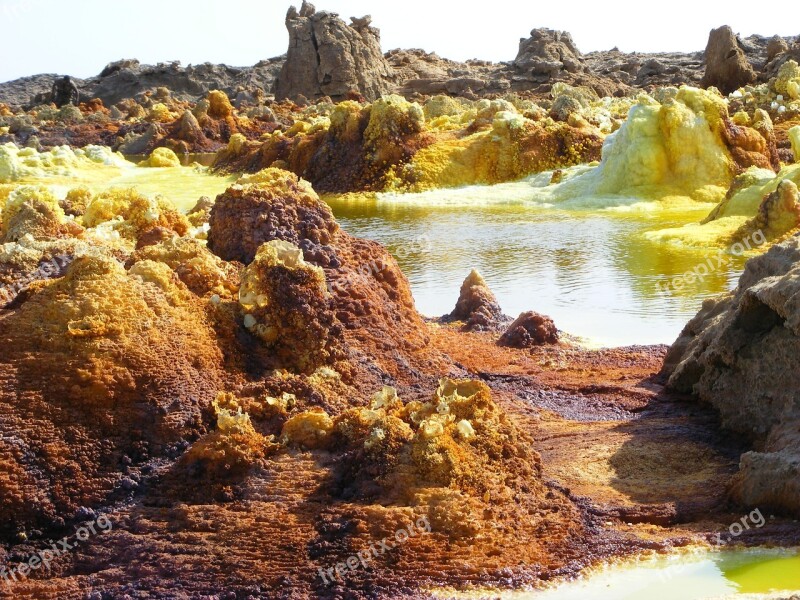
(440, 549), (800, 599)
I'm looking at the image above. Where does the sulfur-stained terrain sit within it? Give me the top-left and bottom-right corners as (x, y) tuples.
(1, 5), (800, 599)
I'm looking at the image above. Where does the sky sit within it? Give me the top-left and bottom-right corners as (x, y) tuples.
(0, 0), (797, 83)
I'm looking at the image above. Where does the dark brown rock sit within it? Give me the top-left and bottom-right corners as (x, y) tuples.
(701, 26), (757, 94)
(498, 311), (559, 347)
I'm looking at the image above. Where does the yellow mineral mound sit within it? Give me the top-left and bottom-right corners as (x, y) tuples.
(644, 164), (800, 249)
(139, 147), (181, 168)
(0, 185), (67, 242)
(790, 125), (800, 162)
(207, 90), (234, 120)
(0, 143), (131, 184)
(774, 60), (800, 100)
(83, 187), (190, 240)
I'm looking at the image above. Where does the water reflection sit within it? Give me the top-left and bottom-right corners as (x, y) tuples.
(326, 196), (749, 346)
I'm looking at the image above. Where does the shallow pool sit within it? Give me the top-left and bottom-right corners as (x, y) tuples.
(438, 549), (800, 599)
(327, 182), (751, 347)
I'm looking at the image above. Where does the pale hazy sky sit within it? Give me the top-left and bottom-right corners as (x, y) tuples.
(0, 0), (797, 83)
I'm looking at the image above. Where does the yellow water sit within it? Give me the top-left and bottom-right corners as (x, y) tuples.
(436, 549), (800, 599)
(101, 166), (236, 210)
(13, 162), (235, 213)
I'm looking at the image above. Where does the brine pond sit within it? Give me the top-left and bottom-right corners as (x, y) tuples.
(327, 179), (751, 347)
(435, 549), (800, 599)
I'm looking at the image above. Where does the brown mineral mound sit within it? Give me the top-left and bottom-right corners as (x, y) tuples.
(663, 233), (800, 515)
(3, 170), (800, 598)
(498, 310), (560, 347)
(213, 95), (604, 194)
(207, 168), (442, 382)
(208, 168), (339, 264)
(0, 253), (225, 536)
(445, 269), (508, 331)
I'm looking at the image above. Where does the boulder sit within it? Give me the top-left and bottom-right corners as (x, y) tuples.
(700, 26), (756, 94)
(498, 311), (559, 347)
(274, 1), (394, 101)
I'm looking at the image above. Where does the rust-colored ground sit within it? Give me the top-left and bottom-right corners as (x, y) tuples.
(2, 324), (798, 599)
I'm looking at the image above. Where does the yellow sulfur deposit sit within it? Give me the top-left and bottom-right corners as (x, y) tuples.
(207, 90), (234, 120)
(329, 100), (365, 142)
(238, 239), (334, 372)
(147, 103), (174, 123)
(0, 143), (131, 184)
(707, 164), (800, 220)
(400, 110), (529, 190)
(139, 147), (181, 168)
(280, 409), (335, 449)
(790, 126), (800, 162)
(364, 95), (424, 166)
(183, 395), (271, 476)
(589, 88), (730, 202)
(83, 187), (190, 239)
(774, 60), (800, 100)
(0, 185), (66, 242)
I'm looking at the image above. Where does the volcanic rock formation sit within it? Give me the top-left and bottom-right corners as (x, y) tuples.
(663, 233), (800, 515)
(274, 2), (394, 102)
(514, 28), (586, 80)
(446, 269), (508, 332)
(701, 26), (757, 94)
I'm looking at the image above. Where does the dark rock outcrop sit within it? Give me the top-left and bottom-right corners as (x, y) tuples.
(498, 311), (559, 347)
(274, 1), (394, 101)
(0, 60), (283, 110)
(701, 26), (757, 94)
(663, 233), (800, 514)
(514, 29), (585, 80)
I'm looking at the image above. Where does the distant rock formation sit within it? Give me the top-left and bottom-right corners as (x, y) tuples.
(274, 1), (394, 101)
(513, 29), (585, 80)
(701, 26), (757, 93)
(663, 233), (800, 514)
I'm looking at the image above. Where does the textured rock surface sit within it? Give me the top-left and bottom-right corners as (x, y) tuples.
(274, 2), (394, 102)
(208, 169), (339, 264)
(1, 179), (799, 597)
(498, 311), (560, 347)
(701, 26), (757, 94)
(514, 29), (585, 80)
(446, 269), (508, 331)
(663, 233), (800, 514)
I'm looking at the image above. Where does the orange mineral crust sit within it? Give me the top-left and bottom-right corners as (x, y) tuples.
(1, 169), (799, 599)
